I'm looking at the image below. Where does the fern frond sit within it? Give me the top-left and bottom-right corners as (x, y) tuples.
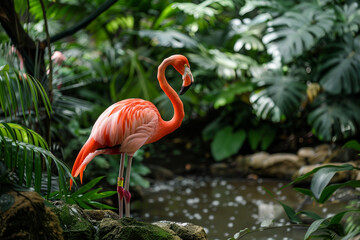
(0, 65), (52, 122)
(0, 123), (72, 198)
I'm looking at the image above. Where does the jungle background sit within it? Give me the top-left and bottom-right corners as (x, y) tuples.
(1, 0), (360, 239)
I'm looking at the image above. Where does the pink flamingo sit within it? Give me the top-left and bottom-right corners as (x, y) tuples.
(70, 55), (193, 217)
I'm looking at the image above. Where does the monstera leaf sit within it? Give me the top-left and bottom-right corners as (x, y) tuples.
(317, 35), (360, 95)
(188, 47), (257, 79)
(308, 94), (360, 141)
(334, 2), (360, 34)
(250, 70), (306, 122)
(263, 4), (335, 63)
(138, 30), (197, 49)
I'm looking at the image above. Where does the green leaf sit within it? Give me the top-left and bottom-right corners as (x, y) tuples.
(70, 176), (104, 197)
(343, 140), (360, 152)
(263, 187), (302, 224)
(318, 180), (360, 203)
(310, 164), (356, 200)
(250, 70), (306, 122)
(214, 82), (253, 109)
(264, 4), (335, 63)
(138, 30), (197, 49)
(211, 126), (246, 161)
(68, 176), (116, 210)
(281, 164), (359, 190)
(304, 219), (328, 240)
(297, 211), (323, 221)
(0, 66), (52, 122)
(308, 95), (360, 141)
(318, 35), (360, 95)
(294, 187), (314, 197)
(0, 128), (72, 198)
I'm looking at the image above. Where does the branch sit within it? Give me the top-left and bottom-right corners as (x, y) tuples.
(0, 0), (46, 78)
(43, 0), (118, 45)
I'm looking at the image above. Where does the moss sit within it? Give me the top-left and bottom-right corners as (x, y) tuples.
(99, 218), (174, 240)
(0, 191), (63, 240)
(51, 204), (95, 240)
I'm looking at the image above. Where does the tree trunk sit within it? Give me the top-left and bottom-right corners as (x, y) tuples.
(0, 0), (46, 80)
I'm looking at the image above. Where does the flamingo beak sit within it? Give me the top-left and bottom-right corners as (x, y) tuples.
(179, 65), (194, 95)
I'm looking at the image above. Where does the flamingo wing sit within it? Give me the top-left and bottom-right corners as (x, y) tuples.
(70, 99), (159, 188)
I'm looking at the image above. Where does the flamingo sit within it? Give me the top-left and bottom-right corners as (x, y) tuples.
(70, 55), (194, 217)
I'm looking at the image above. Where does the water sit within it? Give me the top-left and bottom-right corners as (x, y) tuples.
(134, 176), (346, 240)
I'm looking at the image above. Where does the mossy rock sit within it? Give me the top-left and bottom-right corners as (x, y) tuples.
(98, 217), (173, 240)
(51, 204), (95, 240)
(0, 191), (63, 240)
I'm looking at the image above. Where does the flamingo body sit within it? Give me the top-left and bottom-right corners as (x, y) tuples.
(70, 55), (194, 217)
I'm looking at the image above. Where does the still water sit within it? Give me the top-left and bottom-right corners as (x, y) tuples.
(134, 177), (345, 240)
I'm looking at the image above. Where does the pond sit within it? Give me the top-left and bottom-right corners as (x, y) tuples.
(133, 176), (347, 240)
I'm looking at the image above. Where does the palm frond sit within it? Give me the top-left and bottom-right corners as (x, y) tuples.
(0, 64), (52, 123)
(250, 70), (306, 122)
(0, 122), (73, 198)
(317, 35), (360, 95)
(263, 4), (335, 63)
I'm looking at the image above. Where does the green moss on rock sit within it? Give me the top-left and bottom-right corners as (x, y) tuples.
(98, 217), (173, 240)
(51, 204), (95, 240)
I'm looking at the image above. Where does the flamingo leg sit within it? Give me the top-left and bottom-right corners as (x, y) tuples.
(124, 155), (133, 217)
(117, 153), (125, 217)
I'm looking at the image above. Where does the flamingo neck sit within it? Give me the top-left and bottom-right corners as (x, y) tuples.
(157, 57), (184, 136)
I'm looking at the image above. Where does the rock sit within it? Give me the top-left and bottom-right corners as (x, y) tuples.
(297, 147), (315, 164)
(305, 144), (331, 164)
(147, 164), (175, 180)
(0, 191), (63, 240)
(153, 221), (208, 240)
(98, 217), (173, 240)
(51, 204), (95, 240)
(247, 153), (300, 179)
(83, 209), (119, 222)
(249, 152), (270, 169)
(210, 163), (229, 176)
(262, 154), (300, 168)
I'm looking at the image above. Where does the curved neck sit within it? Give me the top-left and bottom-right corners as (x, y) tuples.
(157, 57), (184, 135)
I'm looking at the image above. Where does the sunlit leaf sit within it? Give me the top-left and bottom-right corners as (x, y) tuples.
(304, 219), (328, 239)
(263, 4), (335, 63)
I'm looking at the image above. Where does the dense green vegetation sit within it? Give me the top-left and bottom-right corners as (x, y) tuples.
(1, 0), (360, 239)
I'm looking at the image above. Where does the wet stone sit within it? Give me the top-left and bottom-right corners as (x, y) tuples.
(99, 217), (173, 240)
(153, 221), (208, 240)
(51, 204), (95, 240)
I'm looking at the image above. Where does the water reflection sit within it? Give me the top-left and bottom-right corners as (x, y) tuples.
(135, 177), (308, 239)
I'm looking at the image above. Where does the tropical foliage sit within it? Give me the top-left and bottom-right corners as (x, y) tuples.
(1, 0), (360, 217)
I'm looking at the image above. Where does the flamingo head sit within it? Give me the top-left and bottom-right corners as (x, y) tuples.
(171, 55), (194, 95)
